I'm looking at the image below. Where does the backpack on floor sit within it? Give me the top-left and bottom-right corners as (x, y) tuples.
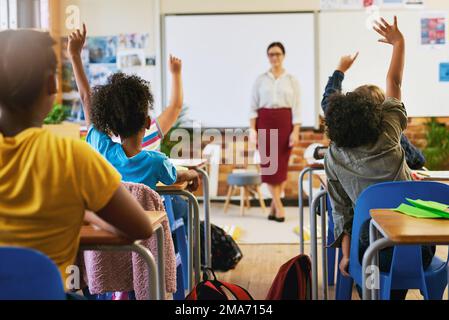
(266, 254), (312, 300)
(186, 268), (253, 300)
(200, 222), (243, 272)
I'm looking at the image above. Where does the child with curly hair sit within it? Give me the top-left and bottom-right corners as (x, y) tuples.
(68, 24), (199, 190)
(323, 16), (434, 299)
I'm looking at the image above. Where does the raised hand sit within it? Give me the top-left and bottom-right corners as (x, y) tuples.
(373, 16), (404, 46)
(336, 52), (359, 73)
(68, 23), (87, 58)
(169, 55), (182, 75)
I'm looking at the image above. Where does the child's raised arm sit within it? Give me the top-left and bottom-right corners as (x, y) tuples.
(157, 55), (184, 135)
(374, 16), (405, 100)
(68, 24), (92, 126)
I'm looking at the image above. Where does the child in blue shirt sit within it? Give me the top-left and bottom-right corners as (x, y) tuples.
(68, 25), (199, 191)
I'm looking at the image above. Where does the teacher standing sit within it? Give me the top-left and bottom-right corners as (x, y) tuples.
(250, 42), (301, 223)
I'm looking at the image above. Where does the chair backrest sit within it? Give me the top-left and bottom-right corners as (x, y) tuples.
(123, 182), (164, 211)
(349, 181), (449, 273)
(0, 247), (66, 300)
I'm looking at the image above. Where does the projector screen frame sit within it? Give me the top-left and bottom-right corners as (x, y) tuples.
(160, 11), (321, 130)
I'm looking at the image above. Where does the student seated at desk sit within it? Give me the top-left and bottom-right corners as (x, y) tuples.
(323, 17), (434, 299)
(68, 25), (199, 191)
(0, 29), (153, 295)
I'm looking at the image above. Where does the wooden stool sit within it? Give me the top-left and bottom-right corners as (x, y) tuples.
(224, 172), (266, 216)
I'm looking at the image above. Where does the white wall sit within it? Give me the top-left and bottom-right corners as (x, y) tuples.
(59, 0), (162, 112)
(161, 0), (449, 13)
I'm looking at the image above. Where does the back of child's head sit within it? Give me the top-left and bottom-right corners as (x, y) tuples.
(0, 29), (57, 111)
(325, 91), (383, 148)
(91, 73), (154, 139)
(354, 85), (385, 105)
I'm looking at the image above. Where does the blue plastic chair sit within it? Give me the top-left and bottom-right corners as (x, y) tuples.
(336, 181), (449, 300)
(163, 195), (188, 299)
(0, 247), (66, 300)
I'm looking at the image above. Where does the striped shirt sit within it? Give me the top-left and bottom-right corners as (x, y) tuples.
(142, 118), (163, 151)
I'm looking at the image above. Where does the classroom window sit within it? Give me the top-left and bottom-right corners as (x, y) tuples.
(0, 0), (48, 30)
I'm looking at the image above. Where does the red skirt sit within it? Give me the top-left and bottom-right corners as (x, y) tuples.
(256, 108), (293, 184)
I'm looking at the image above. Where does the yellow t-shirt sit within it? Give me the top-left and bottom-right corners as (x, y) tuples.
(0, 128), (121, 287)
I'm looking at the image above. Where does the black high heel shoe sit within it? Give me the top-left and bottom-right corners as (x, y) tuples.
(268, 214), (276, 221)
(274, 217), (285, 223)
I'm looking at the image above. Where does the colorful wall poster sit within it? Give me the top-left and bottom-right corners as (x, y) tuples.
(439, 63), (449, 82)
(88, 63), (117, 86)
(118, 33), (150, 50)
(321, 0), (365, 10)
(88, 36), (118, 64)
(421, 14), (446, 46)
(117, 49), (146, 69)
(321, 0), (424, 10)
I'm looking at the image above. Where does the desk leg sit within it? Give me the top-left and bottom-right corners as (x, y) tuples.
(155, 226), (166, 300)
(369, 221), (380, 300)
(132, 243), (160, 300)
(196, 168), (211, 268)
(298, 168), (311, 255)
(361, 237), (393, 300)
(310, 189), (326, 300)
(320, 191), (328, 300)
(187, 198), (194, 291)
(181, 190), (201, 286)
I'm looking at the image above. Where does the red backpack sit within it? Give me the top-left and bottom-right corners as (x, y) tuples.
(266, 254), (312, 300)
(186, 269), (253, 300)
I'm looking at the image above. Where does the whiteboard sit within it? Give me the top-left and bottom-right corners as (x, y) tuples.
(320, 10), (449, 118)
(164, 13), (318, 128)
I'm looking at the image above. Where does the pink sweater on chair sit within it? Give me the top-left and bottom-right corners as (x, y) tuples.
(80, 182), (176, 300)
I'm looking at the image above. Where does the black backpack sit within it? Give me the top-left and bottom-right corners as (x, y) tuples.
(200, 222), (243, 271)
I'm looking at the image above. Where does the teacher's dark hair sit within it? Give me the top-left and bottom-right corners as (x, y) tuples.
(267, 42), (286, 55)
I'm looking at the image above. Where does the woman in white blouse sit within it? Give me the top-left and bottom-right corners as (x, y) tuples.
(250, 42), (301, 223)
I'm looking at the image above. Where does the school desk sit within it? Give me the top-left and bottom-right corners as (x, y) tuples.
(79, 211), (167, 300)
(362, 209), (449, 300)
(415, 171), (449, 182)
(156, 181), (201, 292)
(169, 158), (212, 269)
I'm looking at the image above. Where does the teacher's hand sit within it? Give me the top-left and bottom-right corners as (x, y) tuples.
(289, 131), (300, 148)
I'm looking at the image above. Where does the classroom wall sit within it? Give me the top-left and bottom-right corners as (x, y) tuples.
(58, 0), (162, 112)
(161, 0), (449, 199)
(161, 0), (449, 13)
(55, 0), (449, 199)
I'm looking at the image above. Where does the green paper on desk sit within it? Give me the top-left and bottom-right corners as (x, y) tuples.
(394, 204), (444, 219)
(406, 199), (449, 218)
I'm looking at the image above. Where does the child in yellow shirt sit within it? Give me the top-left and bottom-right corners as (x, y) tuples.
(0, 29), (153, 292)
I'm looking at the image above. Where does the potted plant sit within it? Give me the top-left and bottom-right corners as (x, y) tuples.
(43, 104), (80, 139)
(423, 118), (449, 170)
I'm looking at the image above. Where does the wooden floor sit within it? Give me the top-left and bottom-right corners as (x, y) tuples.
(216, 244), (448, 300)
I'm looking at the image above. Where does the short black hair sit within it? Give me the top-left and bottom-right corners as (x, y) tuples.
(267, 42), (286, 55)
(0, 29), (57, 110)
(91, 73), (154, 139)
(325, 92), (383, 148)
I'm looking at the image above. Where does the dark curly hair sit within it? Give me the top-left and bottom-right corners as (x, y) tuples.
(325, 92), (383, 148)
(91, 73), (154, 139)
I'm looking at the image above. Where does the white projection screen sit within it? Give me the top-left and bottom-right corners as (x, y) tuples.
(164, 13), (318, 128)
